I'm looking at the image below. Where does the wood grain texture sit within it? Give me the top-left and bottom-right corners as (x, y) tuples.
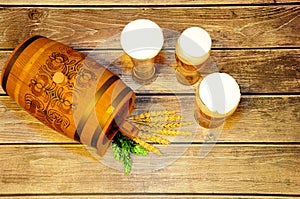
(0, 95), (299, 143)
(0, 6), (299, 49)
(0, 0), (299, 6)
(0, 49), (299, 94)
(0, 144), (299, 194)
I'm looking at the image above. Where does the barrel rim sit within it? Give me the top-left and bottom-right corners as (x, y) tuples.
(96, 89), (135, 156)
(1, 35), (45, 93)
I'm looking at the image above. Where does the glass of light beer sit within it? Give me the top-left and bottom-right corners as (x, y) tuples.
(175, 27), (212, 85)
(194, 72), (241, 128)
(120, 19), (164, 83)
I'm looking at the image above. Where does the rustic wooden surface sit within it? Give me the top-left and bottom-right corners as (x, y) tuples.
(0, 49), (299, 94)
(1, 0), (300, 5)
(1, 95), (299, 143)
(0, 0), (299, 198)
(0, 6), (299, 48)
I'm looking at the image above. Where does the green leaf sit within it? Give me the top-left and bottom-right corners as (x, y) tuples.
(111, 142), (121, 161)
(121, 149), (132, 174)
(112, 132), (134, 174)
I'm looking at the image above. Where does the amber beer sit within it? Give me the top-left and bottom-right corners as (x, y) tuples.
(194, 73), (241, 128)
(175, 27), (212, 85)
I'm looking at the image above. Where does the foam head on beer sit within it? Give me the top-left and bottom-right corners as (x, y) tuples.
(199, 72), (241, 116)
(120, 19), (164, 60)
(176, 27), (212, 65)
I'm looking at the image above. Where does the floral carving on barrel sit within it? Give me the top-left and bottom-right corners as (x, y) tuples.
(24, 46), (95, 134)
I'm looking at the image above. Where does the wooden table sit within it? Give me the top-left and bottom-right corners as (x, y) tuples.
(0, 0), (299, 198)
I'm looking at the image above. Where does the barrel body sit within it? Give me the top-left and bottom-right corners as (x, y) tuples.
(1, 36), (135, 155)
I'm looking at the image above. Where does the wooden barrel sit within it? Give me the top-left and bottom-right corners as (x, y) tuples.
(1, 35), (137, 156)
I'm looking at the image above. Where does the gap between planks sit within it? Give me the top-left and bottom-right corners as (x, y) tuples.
(0, 193), (300, 198)
(0, 1), (300, 7)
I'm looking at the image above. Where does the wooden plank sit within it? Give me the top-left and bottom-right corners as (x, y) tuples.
(0, 195), (296, 198)
(104, 49), (300, 94)
(0, 144), (299, 194)
(0, 95), (299, 143)
(0, 49), (299, 94)
(0, 6), (299, 49)
(0, 0), (298, 6)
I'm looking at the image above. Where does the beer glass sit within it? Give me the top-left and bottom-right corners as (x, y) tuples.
(194, 72), (241, 128)
(121, 19), (164, 82)
(175, 27), (212, 85)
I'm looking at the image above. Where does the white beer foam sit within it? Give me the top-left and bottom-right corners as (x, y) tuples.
(199, 73), (241, 115)
(177, 27), (212, 65)
(120, 19), (164, 60)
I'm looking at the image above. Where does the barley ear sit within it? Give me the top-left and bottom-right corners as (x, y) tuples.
(133, 137), (162, 156)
